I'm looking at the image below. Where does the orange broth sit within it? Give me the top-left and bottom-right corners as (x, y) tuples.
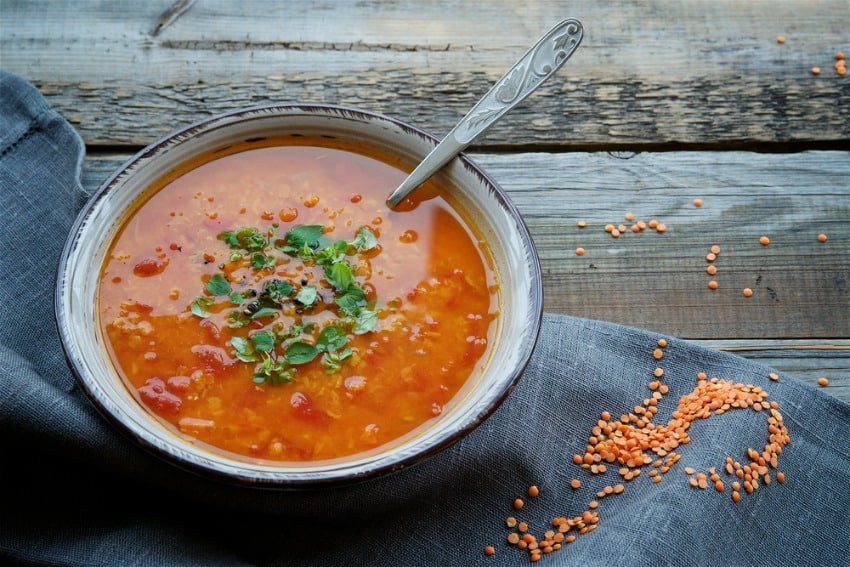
(98, 140), (499, 462)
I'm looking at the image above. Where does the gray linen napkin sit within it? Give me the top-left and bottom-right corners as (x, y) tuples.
(2, 70), (848, 567)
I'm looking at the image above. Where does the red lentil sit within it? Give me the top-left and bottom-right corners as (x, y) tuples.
(811, 66), (821, 75)
(710, 245), (721, 255)
(653, 348), (664, 360)
(759, 236), (770, 246)
(625, 212), (635, 221)
(514, 498), (525, 510)
(708, 280), (719, 290)
(577, 220), (587, 228)
(706, 253), (717, 262)
(817, 377), (829, 387)
(484, 545), (496, 556)
(528, 485), (540, 498)
(776, 35), (786, 44)
(495, 339), (792, 563)
(817, 233), (827, 243)
(769, 372), (779, 381)
(706, 265), (717, 276)
(693, 198), (703, 207)
(743, 288), (753, 298)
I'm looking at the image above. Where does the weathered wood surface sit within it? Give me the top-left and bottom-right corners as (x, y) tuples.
(2, 0), (849, 148)
(80, 151), (850, 400)
(4, 0), (848, 401)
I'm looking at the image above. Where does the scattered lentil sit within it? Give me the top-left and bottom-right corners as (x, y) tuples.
(485, 545), (496, 556)
(817, 233), (827, 243)
(495, 337), (792, 562)
(708, 280), (719, 290)
(776, 35), (786, 44)
(706, 253), (717, 262)
(653, 348), (664, 360)
(625, 212), (635, 221)
(817, 377), (829, 387)
(743, 288), (753, 298)
(577, 220), (587, 228)
(710, 245), (721, 255)
(811, 66), (821, 75)
(506, 517), (518, 528)
(575, 247), (585, 256)
(706, 265), (717, 276)
(759, 236), (770, 246)
(693, 198), (703, 207)
(769, 372), (779, 381)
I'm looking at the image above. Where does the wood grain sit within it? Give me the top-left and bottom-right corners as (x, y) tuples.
(2, 0), (848, 148)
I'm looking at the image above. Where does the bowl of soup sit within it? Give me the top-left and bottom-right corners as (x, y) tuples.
(56, 104), (543, 487)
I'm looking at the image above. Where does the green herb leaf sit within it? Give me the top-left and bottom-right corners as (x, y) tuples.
(317, 325), (347, 352)
(229, 291), (245, 305)
(324, 261), (355, 292)
(351, 226), (378, 252)
(251, 330), (276, 353)
(335, 283), (367, 315)
(206, 274), (231, 296)
(190, 296), (215, 318)
(250, 252), (275, 270)
(231, 336), (260, 362)
(282, 225), (324, 253)
(263, 279), (293, 304)
(321, 347), (353, 374)
(352, 308), (378, 335)
(284, 341), (319, 365)
(295, 285), (319, 307)
(250, 306), (279, 320)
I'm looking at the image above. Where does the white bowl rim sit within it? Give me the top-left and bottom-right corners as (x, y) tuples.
(55, 103), (544, 488)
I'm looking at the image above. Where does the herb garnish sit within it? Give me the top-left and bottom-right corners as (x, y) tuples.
(189, 224), (380, 384)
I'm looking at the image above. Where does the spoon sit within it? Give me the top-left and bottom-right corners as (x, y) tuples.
(386, 18), (584, 209)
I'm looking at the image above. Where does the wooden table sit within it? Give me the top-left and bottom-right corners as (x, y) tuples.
(2, 1), (847, 401)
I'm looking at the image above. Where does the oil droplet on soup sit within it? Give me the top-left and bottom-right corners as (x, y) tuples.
(98, 141), (499, 462)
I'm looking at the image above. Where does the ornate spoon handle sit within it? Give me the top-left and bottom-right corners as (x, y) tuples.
(386, 18), (583, 208)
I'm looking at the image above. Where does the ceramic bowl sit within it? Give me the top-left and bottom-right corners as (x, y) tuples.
(55, 104), (543, 487)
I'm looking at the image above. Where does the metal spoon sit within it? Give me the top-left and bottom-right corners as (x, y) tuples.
(386, 18), (584, 209)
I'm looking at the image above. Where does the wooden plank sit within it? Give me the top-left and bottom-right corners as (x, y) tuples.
(3, 0), (848, 147)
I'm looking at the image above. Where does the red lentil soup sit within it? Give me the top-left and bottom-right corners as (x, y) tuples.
(98, 139), (499, 462)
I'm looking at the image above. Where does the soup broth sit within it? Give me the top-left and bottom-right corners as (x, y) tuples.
(98, 140), (499, 462)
